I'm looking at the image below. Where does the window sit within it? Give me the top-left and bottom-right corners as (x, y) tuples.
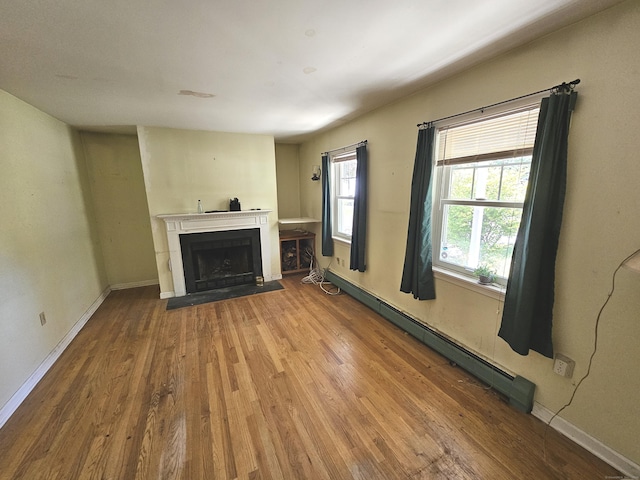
(331, 151), (357, 242)
(433, 104), (540, 284)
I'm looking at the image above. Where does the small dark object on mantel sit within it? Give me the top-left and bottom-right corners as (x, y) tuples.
(230, 198), (241, 211)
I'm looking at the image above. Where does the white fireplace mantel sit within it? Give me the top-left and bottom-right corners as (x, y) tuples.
(158, 210), (273, 298)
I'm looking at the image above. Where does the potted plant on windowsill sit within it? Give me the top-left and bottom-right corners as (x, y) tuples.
(473, 265), (496, 285)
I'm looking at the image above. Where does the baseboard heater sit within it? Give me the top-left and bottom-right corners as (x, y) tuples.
(324, 270), (535, 413)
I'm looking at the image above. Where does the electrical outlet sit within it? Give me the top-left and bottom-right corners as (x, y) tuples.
(553, 353), (575, 378)
(39, 312), (47, 326)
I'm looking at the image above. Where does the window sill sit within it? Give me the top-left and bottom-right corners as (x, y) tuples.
(332, 236), (351, 246)
(432, 266), (506, 301)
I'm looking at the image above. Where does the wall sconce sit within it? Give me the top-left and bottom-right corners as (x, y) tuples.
(311, 165), (321, 181)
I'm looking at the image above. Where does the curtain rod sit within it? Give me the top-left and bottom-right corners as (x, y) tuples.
(417, 79), (580, 128)
(322, 139), (367, 156)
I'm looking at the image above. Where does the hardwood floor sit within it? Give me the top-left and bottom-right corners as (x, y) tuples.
(0, 275), (621, 479)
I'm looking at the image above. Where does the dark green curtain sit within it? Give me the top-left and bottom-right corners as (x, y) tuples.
(321, 153), (333, 256)
(499, 90), (578, 358)
(400, 126), (436, 300)
(350, 144), (367, 272)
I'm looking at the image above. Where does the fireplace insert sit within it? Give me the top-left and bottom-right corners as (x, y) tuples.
(179, 228), (262, 293)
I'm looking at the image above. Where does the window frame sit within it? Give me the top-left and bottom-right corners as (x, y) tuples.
(431, 98), (543, 286)
(330, 150), (357, 243)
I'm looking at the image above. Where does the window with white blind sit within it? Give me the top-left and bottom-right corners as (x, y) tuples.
(433, 103), (541, 284)
(331, 151), (357, 242)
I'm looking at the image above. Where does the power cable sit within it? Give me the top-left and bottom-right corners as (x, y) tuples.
(543, 247), (640, 460)
(301, 247), (341, 295)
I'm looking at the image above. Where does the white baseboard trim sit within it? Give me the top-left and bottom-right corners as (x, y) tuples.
(0, 286), (111, 430)
(532, 402), (640, 478)
(110, 279), (159, 290)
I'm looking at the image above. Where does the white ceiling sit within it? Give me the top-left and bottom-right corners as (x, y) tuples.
(0, 0), (622, 142)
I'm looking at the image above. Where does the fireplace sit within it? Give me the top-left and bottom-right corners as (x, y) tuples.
(157, 210), (275, 298)
(180, 229), (262, 293)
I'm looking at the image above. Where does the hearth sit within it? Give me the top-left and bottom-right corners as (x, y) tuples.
(180, 229), (262, 294)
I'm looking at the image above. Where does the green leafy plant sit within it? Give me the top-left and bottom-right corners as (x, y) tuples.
(473, 264), (496, 284)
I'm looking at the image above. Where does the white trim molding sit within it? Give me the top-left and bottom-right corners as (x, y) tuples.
(532, 402), (640, 479)
(0, 287), (111, 429)
(158, 210), (273, 297)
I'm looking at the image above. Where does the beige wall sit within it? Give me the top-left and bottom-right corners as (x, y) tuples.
(137, 126), (281, 296)
(2, 0), (637, 466)
(274, 143), (301, 219)
(298, 0), (640, 464)
(0, 90), (108, 410)
(81, 132), (157, 287)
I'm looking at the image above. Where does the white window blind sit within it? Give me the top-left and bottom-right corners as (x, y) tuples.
(332, 151), (356, 163)
(437, 105), (540, 166)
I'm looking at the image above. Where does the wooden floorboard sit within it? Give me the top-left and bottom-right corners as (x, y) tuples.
(0, 275), (622, 479)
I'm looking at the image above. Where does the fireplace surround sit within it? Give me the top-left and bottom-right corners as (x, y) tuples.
(158, 210), (273, 298)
